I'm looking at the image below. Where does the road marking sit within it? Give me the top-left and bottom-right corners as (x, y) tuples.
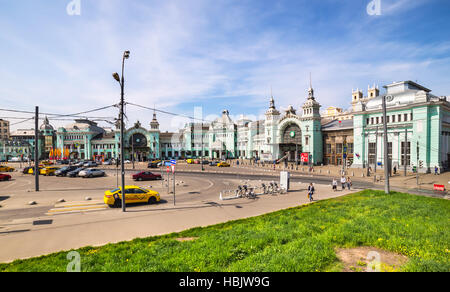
(54, 200), (104, 208)
(46, 200), (108, 216)
(46, 205), (108, 215)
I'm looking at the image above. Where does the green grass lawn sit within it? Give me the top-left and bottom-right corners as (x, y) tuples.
(1, 190), (449, 272)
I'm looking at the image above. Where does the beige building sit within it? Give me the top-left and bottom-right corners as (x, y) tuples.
(0, 119), (10, 140)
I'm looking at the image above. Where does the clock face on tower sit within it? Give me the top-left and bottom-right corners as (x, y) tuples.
(130, 133), (147, 147)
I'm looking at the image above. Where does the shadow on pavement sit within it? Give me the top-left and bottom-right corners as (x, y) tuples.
(0, 196), (10, 202)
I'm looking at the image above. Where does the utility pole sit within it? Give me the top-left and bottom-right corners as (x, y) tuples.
(416, 141), (419, 187)
(374, 126), (378, 182)
(173, 167), (176, 206)
(131, 133), (135, 170)
(382, 96), (390, 194)
(404, 128), (407, 177)
(34, 106), (39, 192)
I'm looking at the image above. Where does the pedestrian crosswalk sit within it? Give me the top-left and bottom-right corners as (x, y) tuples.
(46, 200), (108, 215)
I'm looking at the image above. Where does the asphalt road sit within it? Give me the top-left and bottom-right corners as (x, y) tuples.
(173, 170), (375, 189)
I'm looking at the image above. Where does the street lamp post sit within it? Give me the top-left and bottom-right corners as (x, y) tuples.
(201, 123), (204, 171)
(113, 50), (130, 212)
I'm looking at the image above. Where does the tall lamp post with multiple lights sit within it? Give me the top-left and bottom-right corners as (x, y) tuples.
(113, 50), (130, 212)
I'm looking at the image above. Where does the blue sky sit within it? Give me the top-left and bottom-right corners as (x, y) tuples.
(0, 0), (449, 131)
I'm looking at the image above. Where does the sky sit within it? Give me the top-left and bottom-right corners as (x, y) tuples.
(0, 0), (449, 132)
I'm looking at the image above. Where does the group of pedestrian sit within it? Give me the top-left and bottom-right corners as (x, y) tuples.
(332, 176), (352, 191)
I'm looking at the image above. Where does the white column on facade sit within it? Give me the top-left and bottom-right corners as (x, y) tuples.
(393, 132), (399, 166)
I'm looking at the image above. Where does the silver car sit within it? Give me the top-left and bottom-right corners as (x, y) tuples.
(78, 168), (105, 178)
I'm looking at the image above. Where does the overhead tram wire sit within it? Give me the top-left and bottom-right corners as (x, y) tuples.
(0, 104), (117, 118)
(0, 104), (119, 124)
(10, 117), (36, 126)
(127, 102), (233, 126)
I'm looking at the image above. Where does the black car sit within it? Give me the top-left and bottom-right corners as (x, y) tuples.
(148, 162), (160, 168)
(201, 160), (210, 165)
(209, 161), (219, 166)
(67, 167), (85, 177)
(55, 166), (78, 177)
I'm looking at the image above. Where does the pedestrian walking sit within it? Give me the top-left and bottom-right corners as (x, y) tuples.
(307, 183), (315, 202)
(347, 177), (352, 190)
(332, 178), (338, 191)
(435, 166), (439, 175)
(340, 176), (346, 190)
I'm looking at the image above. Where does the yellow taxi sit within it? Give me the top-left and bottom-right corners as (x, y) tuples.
(0, 165), (15, 172)
(28, 166), (44, 175)
(186, 159), (195, 164)
(40, 166), (60, 176)
(217, 161), (230, 167)
(104, 185), (160, 208)
(41, 161), (53, 166)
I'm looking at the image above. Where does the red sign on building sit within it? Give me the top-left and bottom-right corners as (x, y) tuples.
(433, 184), (445, 192)
(301, 153), (309, 163)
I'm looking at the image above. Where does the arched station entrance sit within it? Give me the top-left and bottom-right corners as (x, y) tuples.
(279, 123), (302, 161)
(128, 133), (150, 162)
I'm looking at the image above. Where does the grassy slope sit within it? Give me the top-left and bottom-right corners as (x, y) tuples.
(1, 190), (449, 272)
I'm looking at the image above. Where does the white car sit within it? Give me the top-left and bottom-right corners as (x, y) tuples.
(9, 157), (20, 162)
(124, 160), (131, 164)
(78, 168), (106, 178)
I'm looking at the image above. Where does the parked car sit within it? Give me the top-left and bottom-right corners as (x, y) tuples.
(78, 168), (106, 178)
(132, 171), (162, 181)
(0, 173), (11, 181)
(22, 166), (33, 174)
(8, 157), (20, 162)
(67, 167), (86, 177)
(28, 166), (44, 175)
(209, 161), (219, 166)
(73, 161), (85, 167)
(147, 161), (162, 168)
(186, 159), (195, 164)
(124, 160), (131, 164)
(0, 165), (14, 172)
(201, 160), (210, 165)
(103, 160), (112, 165)
(55, 166), (78, 177)
(217, 162), (230, 167)
(83, 161), (98, 167)
(40, 166), (60, 176)
(104, 186), (160, 208)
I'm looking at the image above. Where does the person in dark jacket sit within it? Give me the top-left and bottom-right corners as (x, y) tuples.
(308, 183), (315, 202)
